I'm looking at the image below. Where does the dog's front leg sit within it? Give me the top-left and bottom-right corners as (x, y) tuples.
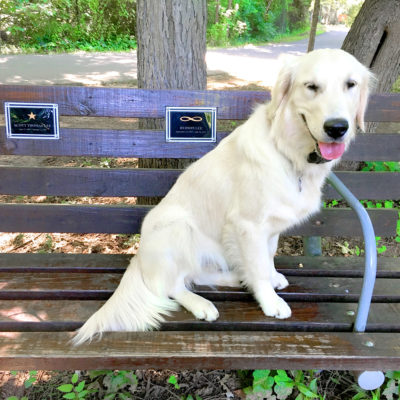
(233, 220), (292, 319)
(268, 234), (289, 290)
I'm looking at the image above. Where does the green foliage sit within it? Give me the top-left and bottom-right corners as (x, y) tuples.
(168, 374), (181, 389)
(244, 370), (321, 399)
(0, 0), (136, 52)
(57, 373), (91, 399)
(361, 161), (400, 172)
(207, 0), (312, 47)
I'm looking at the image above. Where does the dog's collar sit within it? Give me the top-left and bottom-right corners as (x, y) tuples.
(300, 114), (330, 164)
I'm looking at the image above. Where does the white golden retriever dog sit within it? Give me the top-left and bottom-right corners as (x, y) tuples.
(73, 49), (372, 345)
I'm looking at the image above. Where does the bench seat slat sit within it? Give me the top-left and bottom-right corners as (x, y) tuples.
(1, 129), (400, 160)
(0, 204), (396, 236)
(0, 273), (398, 302)
(0, 167), (399, 200)
(1, 331), (400, 371)
(1, 300), (400, 333)
(1, 253), (399, 277)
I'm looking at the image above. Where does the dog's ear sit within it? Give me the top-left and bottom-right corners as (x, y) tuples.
(267, 55), (298, 119)
(356, 68), (375, 132)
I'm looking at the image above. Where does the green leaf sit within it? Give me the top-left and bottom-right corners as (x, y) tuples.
(297, 382), (318, 398)
(78, 390), (88, 399)
(58, 383), (74, 393)
(76, 380), (85, 393)
(168, 375), (180, 389)
(352, 391), (368, 400)
(275, 382), (294, 399)
(24, 376), (36, 388)
(88, 370), (109, 378)
(63, 393), (77, 400)
(6, 397), (19, 400)
(309, 378), (318, 394)
(71, 373), (79, 384)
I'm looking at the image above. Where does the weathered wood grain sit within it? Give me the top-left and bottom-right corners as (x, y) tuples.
(0, 253), (399, 278)
(1, 85), (399, 121)
(0, 204), (396, 236)
(0, 167), (399, 199)
(1, 331), (400, 370)
(1, 129), (399, 160)
(0, 273), (398, 302)
(1, 300), (399, 333)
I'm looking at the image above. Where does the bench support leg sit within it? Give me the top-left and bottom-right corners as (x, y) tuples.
(303, 236), (322, 256)
(327, 173), (385, 391)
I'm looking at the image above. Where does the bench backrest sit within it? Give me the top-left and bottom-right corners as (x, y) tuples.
(0, 85), (399, 239)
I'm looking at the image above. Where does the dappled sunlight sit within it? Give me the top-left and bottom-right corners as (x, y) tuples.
(0, 306), (48, 322)
(0, 331), (21, 339)
(0, 52), (137, 85)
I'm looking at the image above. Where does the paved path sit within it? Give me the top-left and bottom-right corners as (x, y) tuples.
(0, 26), (348, 86)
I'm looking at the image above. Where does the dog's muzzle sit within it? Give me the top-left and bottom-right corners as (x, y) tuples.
(300, 114), (330, 164)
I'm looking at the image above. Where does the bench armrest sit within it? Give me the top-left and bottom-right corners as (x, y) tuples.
(326, 172), (377, 332)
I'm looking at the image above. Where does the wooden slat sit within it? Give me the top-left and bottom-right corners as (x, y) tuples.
(0, 86), (267, 119)
(0, 167), (181, 197)
(0, 204), (396, 236)
(342, 134), (400, 162)
(0, 167), (399, 199)
(1, 85), (399, 121)
(1, 129), (399, 160)
(0, 128), (228, 158)
(324, 172), (400, 199)
(0, 253), (131, 272)
(0, 301), (353, 332)
(1, 300), (399, 333)
(0, 253), (399, 278)
(0, 273), (398, 302)
(1, 331), (400, 370)
(365, 94), (400, 122)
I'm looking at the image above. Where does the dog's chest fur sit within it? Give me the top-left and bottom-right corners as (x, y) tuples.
(263, 166), (327, 234)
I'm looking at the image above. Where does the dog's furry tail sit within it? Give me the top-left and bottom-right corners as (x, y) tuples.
(71, 257), (178, 346)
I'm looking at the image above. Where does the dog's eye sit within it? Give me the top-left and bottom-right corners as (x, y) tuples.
(305, 83), (319, 92)
(346, 80), (357, 89)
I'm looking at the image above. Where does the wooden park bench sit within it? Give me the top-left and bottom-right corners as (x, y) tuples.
(0, 85), (399, 388)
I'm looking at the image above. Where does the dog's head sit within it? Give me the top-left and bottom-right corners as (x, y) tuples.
(268, 49), (373, 162)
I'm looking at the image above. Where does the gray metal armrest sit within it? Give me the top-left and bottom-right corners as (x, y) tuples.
(327, 172), (378, 333)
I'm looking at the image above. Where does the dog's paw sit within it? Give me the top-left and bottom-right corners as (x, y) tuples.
(260, 296), (292, 319)
(191, 298), (220, 322)
(271, 272), (289, 290)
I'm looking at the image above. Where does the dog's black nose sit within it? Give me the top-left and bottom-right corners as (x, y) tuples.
(323, 118), (349, 139)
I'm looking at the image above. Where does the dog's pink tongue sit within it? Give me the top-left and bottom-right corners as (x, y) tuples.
(318, 142), (346, 160)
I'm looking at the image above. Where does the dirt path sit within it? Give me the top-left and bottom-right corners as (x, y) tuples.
(0, 26), (348, 86)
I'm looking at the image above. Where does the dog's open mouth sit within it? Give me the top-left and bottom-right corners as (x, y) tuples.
(300, 114), (345, 161)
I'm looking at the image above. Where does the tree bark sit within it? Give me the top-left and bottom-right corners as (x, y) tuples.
(215, 0), (220, 24)
(341, 0), (400, 94)
(307, 0), (320, 52)
(136, 0), (207, 203)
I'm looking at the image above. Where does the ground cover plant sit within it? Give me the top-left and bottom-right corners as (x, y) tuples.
(2, 369), (400, 399)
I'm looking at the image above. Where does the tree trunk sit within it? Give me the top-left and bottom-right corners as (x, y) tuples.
(342, 0), (400, 94)
(342, 0), (400, 136)
(307, 0), (320, 52)
(136, 0), (207, 203)
(215, 0), (220, 24)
